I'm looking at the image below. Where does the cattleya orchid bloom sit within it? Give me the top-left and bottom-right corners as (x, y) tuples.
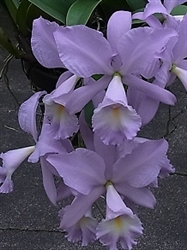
(59, 206), (98, 246)
(31, 11), (177, 145)
(47, 135), (173, 248)
(133, 0), (187, 27)
(97, 189), (143, 250)
(154, 14), (187, 90)
(92, 74), (141, 145)
(1, 1), (184, 248)
(18, 91), (74, 205)
(0, 146), (35, 193)
(43, 73), (80, 140)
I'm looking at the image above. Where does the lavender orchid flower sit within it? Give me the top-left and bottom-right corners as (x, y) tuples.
(133, 0), (187, 27)
(50, 11), (177, 144)
(155, 14), (187, 90)
(0, 146), (35, 193)
(18, 92), (74, 205)
(47, 137), (173, 248)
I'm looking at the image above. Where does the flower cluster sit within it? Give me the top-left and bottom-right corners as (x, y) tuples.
(1, 0), (187, 249)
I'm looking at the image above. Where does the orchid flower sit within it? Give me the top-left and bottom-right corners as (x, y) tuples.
(0, 146), (35, 193)
(59, 205), (98, 246)
(96, 191), (143, 250)
(43, 73), (80, 140)
(155, 14), (187, 90)
(47, 10), (177, 144)
(18, 92), (74, 205)
(47, 137), (173, 248)
(133, 0), (187, 27)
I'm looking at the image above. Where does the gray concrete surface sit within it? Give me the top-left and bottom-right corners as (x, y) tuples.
(1, 6), (187, 250)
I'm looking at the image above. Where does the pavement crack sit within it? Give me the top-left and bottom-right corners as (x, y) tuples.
(0, 227), (64, 234)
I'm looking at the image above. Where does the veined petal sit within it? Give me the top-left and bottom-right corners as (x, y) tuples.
(173, 15), (187, 61)
(92, 75), (141, 145)
(60, 207), (98, 246)
(40, 157), (58, 206)
(112, 139), (168, 186)
(47, 148), (106, 195)
(44, 96), (79, 140)
(124, 74), (176, 105)
(28, 124), (67, 163)
(118, 27), (177, 76)
(1, 146), (35, 173)
(60, 186), (104, 228)
(93, 103), (141, 145)
(54, 25), (113, 77)
(0, 175), (13, 193)
(0, 146), (35, 193)
(97, 210), (143, 250)
(94, 134), (116, 179)
(31, 17), (64, 68)
(18, 91), (46, 142)
(106, 184), (133, 216)
(143, 0), (168, 18)
(127, 87), (160, 125)
(79, 111), (94, 151)
(164, 0), (187, 13)
(52, 74), (79, 100)
(171, 65), (187, 90)
(107, 11), (131, 53)
(66, 76), (109, 115)
(115, 183), (156, 208)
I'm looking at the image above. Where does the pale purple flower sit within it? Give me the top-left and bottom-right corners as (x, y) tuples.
(53, 11), (176, 100)
(59, 206), (98, 246)
(43, 73), (80, 140)
(31, 12), (177, 144)
(133, 0), (187, 27)
(92, 74), (141, 145)
(97, 187), (143, 250)
(155, 15), (187, 90)
(31, 17), (64, 68)
(51, 11), (177, 143)
(18, 90), (46, 142)
(47, 138), (172, 228)
(0, 146), (35, 193)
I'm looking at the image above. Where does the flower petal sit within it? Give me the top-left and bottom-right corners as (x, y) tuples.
(118, 27), (177, 77)
(115, 183), (156, 208)
(106, 184), (133, 215)
(164, 0), (187, 13)
(124, 74), (176, 105)
(171, 65), (187, 90)
(112, 139), (168, 187)
(47, 148), (106, 195)
(107, 11), (131, 53)
(92, 75), (141, 145)
(31, 17), (64, 68)
(97, 211), (143, 250)
(60, 186), (104, 228)
(18, 91), (46, 142)
(40, 157), (58, 206)
(66, 76), (109, 114)
(54, 25), (113, 77)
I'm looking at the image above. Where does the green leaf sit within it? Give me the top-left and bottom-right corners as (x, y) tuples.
(126, 0), (147, 11)
(16, 0), (31, 35)
(3, 0), (19, 23)
(28, 0), (76, 23)
(84, 101), (94, 127)
(66, 0), (102, 26)
(171, 5), (187, 16)
(0, 26), (21, 56)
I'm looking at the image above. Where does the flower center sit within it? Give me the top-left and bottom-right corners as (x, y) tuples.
(56, 104), (65, 116)
(114, 216), (123, 230)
